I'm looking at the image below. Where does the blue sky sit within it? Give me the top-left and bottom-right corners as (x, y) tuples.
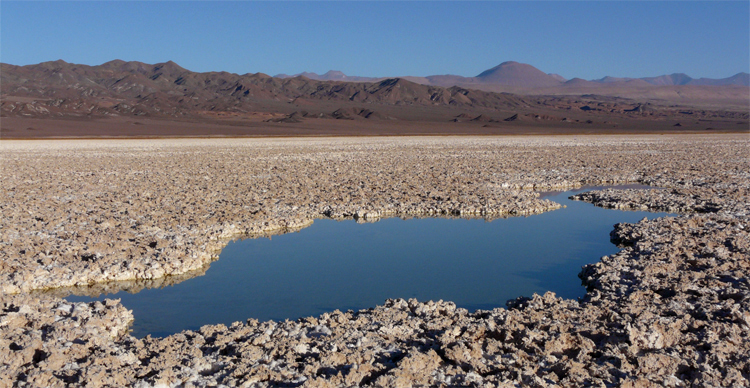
(2, 1), (748, 80)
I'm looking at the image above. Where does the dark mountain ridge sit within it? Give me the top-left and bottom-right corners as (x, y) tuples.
(3, 59), (747, 138)
(1, 59), (538, 119)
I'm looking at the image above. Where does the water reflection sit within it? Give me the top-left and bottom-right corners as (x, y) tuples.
(61, 185), (673, 338)
(36, 264), (211, 299)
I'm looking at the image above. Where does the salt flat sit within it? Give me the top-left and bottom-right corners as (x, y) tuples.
(1, 134), (748, 387)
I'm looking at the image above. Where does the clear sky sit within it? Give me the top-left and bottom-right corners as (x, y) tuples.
(2, 1), (748, 80)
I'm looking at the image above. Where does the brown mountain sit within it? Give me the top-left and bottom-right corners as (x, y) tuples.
(274, 62), (571, 90)
(410, 62), (566, 89)
(278, 62), (749, 88)
(272, 62), (749, 107)
(474, 61), (564, 87)
(2, 59), (747, 138)
(1, 59), (539, 120)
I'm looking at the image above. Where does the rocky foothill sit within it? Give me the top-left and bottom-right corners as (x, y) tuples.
(1, 135), (748, 387)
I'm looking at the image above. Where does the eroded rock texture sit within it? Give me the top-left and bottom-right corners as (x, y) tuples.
(1, 135), (748, 387)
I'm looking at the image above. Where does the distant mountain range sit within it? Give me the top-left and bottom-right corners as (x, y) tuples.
(0, 59), (536, 119)
(1, 59), (747, 123)
(276, 61), (749, 88)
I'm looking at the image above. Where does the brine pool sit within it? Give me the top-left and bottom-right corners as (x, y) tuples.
(65, 185), (673, 337)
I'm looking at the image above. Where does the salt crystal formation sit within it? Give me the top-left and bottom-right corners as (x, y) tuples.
(0, 135), (747, 387)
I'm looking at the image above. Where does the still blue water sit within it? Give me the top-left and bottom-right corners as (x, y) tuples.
(65, 186), (672, 337)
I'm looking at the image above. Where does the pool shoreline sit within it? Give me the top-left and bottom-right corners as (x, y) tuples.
(63, 186), (674, 337)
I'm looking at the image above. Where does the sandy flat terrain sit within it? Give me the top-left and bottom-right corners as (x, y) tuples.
(2, 114), (747, 139)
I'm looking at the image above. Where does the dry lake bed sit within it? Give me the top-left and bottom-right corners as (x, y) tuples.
(1, 135), (748, 387)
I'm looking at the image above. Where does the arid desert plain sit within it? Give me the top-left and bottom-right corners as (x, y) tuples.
(1, 134), (748, 387)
